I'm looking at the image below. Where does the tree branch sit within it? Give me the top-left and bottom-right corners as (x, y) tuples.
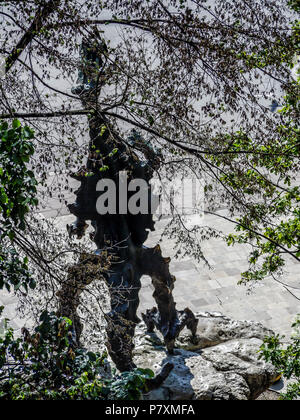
(5, 0), (60, 74)
(0, 109), (91, 119)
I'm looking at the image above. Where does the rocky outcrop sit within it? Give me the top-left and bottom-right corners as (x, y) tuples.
(134, 312), (278, 400)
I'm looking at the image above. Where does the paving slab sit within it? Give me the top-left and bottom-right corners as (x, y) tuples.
(1, 199), (299, 344)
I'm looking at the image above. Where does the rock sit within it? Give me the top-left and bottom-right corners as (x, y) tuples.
(176, 311), (275, 351)
(133, 312), (278, 400)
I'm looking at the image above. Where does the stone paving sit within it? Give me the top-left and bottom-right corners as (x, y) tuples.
(0, 179), (299, 340)
(0, 179), (299, 398)
(140, 212), (299, 338)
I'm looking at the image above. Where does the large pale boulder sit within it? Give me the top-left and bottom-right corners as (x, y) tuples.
(134, 312), (278, 400)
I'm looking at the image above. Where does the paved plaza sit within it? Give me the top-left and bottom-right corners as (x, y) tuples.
(0, 177), (299, 399)
(142, 213), (299, 338)
(1, 166), (300, 340)
(1, 195), (299, 339)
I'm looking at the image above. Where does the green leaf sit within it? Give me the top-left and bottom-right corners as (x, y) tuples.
(12, 119), (21, 129)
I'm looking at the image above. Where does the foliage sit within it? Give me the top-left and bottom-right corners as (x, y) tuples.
(0, 120), (37, 292)
(0, 0), (299, 378)
(260, 316), (300, 400)
(0, 0), (298, 288)
(0, 120), (152, 400)
(221, 80), (300, 283)
(288, 0), (300, 13)
(0, 308), (154, 400)
(0, 119), (37, 232)
(211, 0), (300, 283)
